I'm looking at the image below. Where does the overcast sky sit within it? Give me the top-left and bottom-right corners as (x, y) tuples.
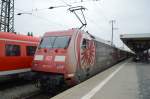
(14, 0), (150, 48)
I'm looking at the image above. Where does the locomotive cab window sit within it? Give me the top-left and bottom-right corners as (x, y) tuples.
(26, 46), (37, 56)
(82, 39), (89, 49)
(5, 44), (20, 56)
(39, 36), (71, 49)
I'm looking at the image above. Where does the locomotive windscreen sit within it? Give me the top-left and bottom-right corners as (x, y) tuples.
(39, 36), (71, 49)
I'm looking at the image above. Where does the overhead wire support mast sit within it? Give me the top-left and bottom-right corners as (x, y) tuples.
(0, 0), (14, 32)
(69, 6), (87, 29)
(109, 20), (117, 46)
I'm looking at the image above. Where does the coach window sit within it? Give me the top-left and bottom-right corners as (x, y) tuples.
(5, 44), (20, 56)
(26, 46), (37, 56)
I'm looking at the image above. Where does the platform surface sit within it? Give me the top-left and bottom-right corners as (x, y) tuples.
(51, 60), (150, 99)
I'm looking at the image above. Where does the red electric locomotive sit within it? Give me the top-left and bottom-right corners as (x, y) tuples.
(0, 32), (39, 80)
(32, 28), (129, 90)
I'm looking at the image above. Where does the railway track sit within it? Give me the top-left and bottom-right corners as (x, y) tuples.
(0, 78), (40, 99)
(24, 85), (69, 99)
(24, 92), (52, 99)
(0, 78), (32, 91)
(0, 84), (40, 99)
(0, 78), (68, 99)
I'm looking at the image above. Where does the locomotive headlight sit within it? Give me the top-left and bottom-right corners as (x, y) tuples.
(68, 74), (74, 77)
(54, 56), (66, 62)
(34, 55), (44, 61)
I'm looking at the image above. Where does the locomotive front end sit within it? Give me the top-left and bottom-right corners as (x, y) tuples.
(32, 35), (71, 74)
(32, 29), (78, 90)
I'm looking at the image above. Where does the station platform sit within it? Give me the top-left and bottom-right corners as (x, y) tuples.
(51, 59), (150, 99)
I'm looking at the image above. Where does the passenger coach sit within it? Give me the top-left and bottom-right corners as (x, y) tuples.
(0, 32), (39, 79)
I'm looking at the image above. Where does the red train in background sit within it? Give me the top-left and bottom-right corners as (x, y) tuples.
(32, 28), (131, 91)
(0, 32), (39, 79)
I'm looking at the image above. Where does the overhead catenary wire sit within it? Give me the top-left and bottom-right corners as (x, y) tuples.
(59, 0), (72, 7)
(66, 0), (109, 31)
(16, 0), (107, 30)
(14, 0), (122, 47)
(23, 0), (99, 12)
(14, 0), (110, 33)
(14, 7), (67, 28)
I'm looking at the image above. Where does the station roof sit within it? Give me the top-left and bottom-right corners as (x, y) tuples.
(120, 33), (150, 53)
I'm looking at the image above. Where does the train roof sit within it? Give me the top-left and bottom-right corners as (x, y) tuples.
(94, 36), (111, 45)
(74, 29), (112, 46)
(44, 28), (112, 46)
(44, 28), (131, 53)
(0, 32), (40, 42)
(44, 29), (76, 36)
(87, 32), (132, 53)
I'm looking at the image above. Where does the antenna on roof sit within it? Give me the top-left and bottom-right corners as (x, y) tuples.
(68, 6), (87, 29)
